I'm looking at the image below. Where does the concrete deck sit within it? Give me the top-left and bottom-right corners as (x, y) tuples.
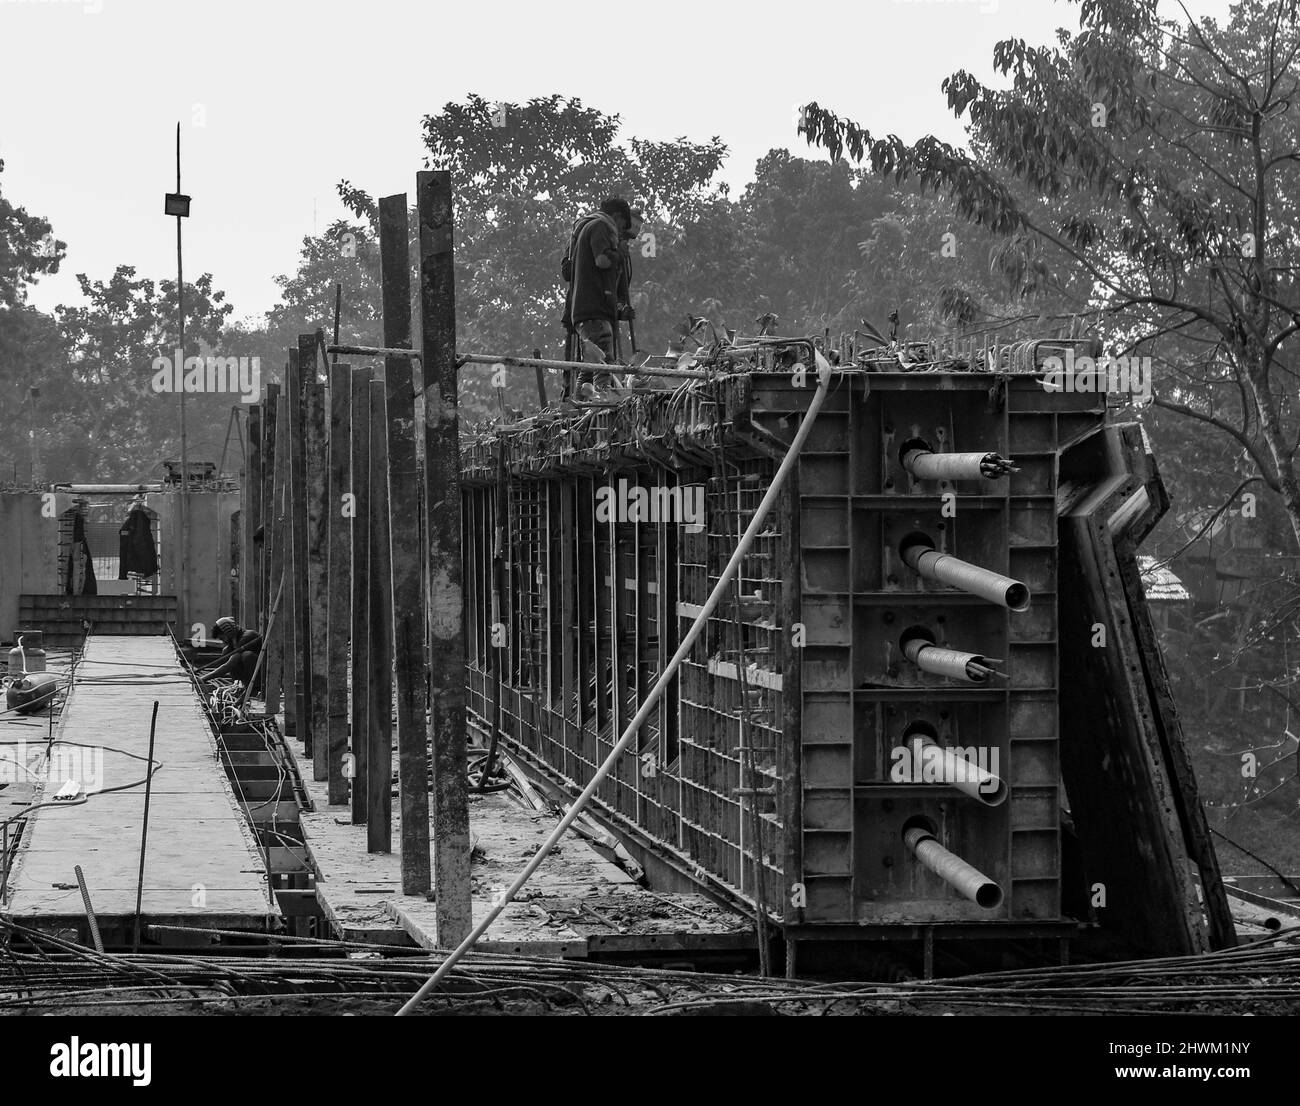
(295, 746), (752, 958)
(1, 635), (275, 937)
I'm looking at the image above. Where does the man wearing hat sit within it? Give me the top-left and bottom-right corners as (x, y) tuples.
(197, 616), (263, 691)
(562, 196), (636, 371)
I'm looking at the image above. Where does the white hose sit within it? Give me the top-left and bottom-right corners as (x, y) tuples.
(396, 353), (835, 1015)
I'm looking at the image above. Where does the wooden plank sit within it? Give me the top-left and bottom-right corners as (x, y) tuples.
(349, 366), (373, 826)
(561, 483), (576, 735)
(286, 351), (308, 742)
(367, 377), (393, 852)
(379, 193), (430, 894)
(243, 404), (262, 635)
(327, 362), (352, 805)
(261, 383), (282, 715)
(301, 334), (330, 781)
(3, 636), (272, 926)
(417, 169), (471, 942)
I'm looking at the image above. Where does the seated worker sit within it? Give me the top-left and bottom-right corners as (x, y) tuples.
(198, 616), (263, 690)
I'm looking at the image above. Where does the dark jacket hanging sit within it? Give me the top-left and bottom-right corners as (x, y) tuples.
(118, 507), (158, 578)
(67, 511), (98, 595)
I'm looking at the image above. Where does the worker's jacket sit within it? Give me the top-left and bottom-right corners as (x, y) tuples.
(219, 630), (263, 656)
(564, 212), (623, 326)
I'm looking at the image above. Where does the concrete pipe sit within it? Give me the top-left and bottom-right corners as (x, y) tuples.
(904, 826), (1004, 909)
(901, 539), (1031, 611)
(905, 733), (1008, 806)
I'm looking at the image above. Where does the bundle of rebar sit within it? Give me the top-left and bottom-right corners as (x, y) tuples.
(2, 911), (1297, 1016)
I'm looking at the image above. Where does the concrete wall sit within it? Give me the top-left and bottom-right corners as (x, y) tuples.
(0, 492), (70, 643)
(156, 491), (239, 637)
(0, 489), (238, 643)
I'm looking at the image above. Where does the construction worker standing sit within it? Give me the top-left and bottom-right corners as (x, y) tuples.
(617, 207), (642, 350)
(562, 197), (634, 375)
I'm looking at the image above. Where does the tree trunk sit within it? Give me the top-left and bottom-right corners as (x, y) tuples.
(1243, 352), (1300, 552)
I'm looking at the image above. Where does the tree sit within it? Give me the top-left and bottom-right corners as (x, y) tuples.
(0, 162), (68, 482)
(0, 158), (65, 308)
(0, 305), (65, 484)
(333, 94), (734, 417)
(801, 0), (1300, 550)
(738, 151), (886, 332)
(50, 266), (234, 481)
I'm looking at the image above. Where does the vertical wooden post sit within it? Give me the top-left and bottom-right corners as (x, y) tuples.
(260, 383), (279, 642)
(367, 376), (394, 852)
(244, 405), (262, 635)
(301, 334), (330, 780)
(237, 415), (250, 625)
(417, 169), (471, 942)
(349, 366), (373, 825)
(286, 351), (309, 742)
(326, 362), (352, 805)
(263, 384), (284, 717)
(380, 193), (431, 893)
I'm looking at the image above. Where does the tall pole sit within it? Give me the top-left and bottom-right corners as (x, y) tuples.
(417, 170), (471, 942)
(175, 123), (190, 628)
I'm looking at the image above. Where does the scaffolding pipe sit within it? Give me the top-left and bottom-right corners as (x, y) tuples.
(457, 353), (708, 380)
(49, 484), (164, 494)
(904, 825), (1004, 908)
(901, 540), (1031, 611)
(396, 352), (837, 1015)
(327, 343), (420, 360)
(905, 733), (1008, 806)
(902, 448), (1014, 482)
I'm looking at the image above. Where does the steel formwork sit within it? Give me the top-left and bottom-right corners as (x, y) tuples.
(460, 336), (1231, 957)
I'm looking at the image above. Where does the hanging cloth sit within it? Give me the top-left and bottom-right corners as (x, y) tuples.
(67, 512), (98, 596)
(118, 507), (158, 578)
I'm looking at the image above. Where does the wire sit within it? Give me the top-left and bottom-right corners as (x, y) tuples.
(1210, 827), (1300, 898)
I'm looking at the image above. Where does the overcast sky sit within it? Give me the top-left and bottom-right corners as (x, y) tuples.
(1, 0), (1235, 326)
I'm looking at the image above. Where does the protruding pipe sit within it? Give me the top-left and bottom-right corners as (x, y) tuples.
(901, 636), (1004, 684)
(904, 826), (1004, 909)
(900, 537), (1031, 611)
(905, 733), (1008, 806)
(902, 448), (1017, 481)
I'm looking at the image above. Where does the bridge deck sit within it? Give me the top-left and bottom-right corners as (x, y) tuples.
(1, 635), (274, 939)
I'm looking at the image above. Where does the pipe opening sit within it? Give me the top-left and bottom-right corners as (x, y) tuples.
(975, 882), (1005, 909)
(898, 436), (933, 468)
(1004, 581), (1031, 612)
(899, 625), (936, 652)
(901, 814), (937, 838)
(898, 531), (934, 564)
(901, 720), (939, 744)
